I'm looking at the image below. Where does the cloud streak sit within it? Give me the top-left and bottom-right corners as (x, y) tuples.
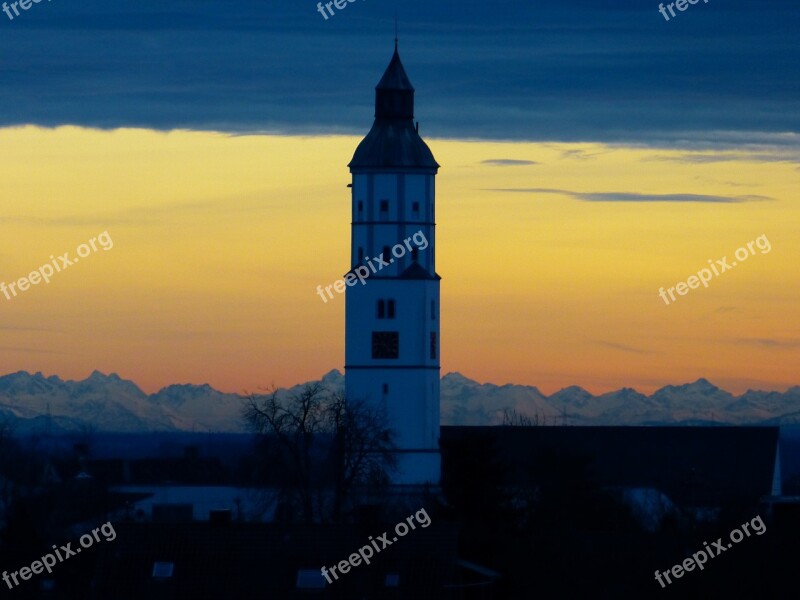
(647, 152), (800, 164)
(735, 338), (800, 349)
(485, 188), (772, 203)
(593, 340), (654, 355)
(480, 159), (539, 166)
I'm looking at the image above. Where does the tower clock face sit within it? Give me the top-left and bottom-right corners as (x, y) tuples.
(372, 331), (399, 359)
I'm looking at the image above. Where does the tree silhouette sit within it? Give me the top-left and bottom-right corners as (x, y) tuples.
(242, 383), (396, 523)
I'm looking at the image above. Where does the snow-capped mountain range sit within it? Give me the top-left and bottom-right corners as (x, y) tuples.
(0, 369), (798, 433)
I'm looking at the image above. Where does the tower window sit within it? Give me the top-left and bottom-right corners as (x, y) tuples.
(372, 331), (399, 359)
(379, 200), (389, 213)
(377, 299), (395, 319)
(358, 201), (363, 213)
(412, 201), (420, 214)
(411, 247), (419, 262)
(382, 383), (389, 394)
(358, 247), (364, 263)
(383, 246), (391, 262)
(430, 332), (437, 359)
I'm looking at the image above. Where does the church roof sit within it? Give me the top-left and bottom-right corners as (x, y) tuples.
(349, 45), (439, 171)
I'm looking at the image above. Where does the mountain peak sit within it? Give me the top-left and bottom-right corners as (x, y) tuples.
(693, 377), (717, 389)
(321, 369), (343, 384)
(87, 370), (119, 381)
(442, 372), (475, 383)
(549, 385), (593, 401)
(654, 378), (723, 396)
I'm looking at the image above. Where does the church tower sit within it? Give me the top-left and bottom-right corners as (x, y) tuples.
(345, 44), (441, 486)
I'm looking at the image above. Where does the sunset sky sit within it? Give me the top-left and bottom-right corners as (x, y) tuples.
(0, 0), (797, 395)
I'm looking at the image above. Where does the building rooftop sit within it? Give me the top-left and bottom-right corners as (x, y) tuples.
(349, 45), (439, 171)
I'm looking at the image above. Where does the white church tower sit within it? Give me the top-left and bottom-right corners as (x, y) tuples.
(345, 43), (441, 486)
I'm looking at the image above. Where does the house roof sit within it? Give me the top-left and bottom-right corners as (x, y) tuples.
(90, 521), (460, 598)
(440, 426), (780, 508)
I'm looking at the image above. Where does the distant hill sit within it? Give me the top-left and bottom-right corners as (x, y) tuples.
(0, 370), (798, 433)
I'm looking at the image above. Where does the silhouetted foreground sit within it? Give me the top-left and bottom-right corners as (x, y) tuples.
(1, 426), (797, 598)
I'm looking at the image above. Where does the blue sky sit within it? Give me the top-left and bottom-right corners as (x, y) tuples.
(0, 0), (797, 146)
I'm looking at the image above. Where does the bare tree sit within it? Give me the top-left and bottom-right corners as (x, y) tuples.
(242, 384), (396, 523)
(502, 408), (542, 427)
(327, 391), (396, 521)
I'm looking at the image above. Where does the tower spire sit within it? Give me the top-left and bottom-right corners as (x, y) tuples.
(394, 13), (398, 50)
(349, 42), (439, 169)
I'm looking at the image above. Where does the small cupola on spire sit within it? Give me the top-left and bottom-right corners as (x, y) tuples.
(375, 43), (415, 120)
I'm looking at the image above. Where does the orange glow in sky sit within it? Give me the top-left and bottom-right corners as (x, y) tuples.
(0, 126), (797, 395)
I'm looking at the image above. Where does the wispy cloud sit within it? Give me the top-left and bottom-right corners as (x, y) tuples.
(692, 176), (760, 188)
(0, 195), (271, 229)
(480, 159), (539, 166)
(0, 214), (155, 228)
(560, 149), (609, 161)
(485, 187), (772, 203)
(0, 347), (64, 354)
(0, 325), (64, 333)
(647, 152), (800, 164)
(592, 340), (653, 355)
(735, 338), (800, 349)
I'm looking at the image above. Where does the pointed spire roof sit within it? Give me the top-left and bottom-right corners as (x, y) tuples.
(375, 45), (414, 94)
(349, 44), (439, 171)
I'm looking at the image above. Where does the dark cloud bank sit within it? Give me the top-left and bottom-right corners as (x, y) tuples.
(0, 0), (797, 147)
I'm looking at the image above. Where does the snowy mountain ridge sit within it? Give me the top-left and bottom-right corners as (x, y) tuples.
(0, 370), (798, 433)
